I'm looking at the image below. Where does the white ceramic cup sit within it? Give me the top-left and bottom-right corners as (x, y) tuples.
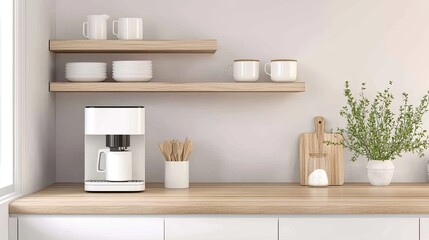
(97, 149), (132, 181)
(112, 18), (143, 40)
(264, 59), (297, 82)
(227, 59), (259, 82)
(82, 15), (110, 40)
(165, 161), (189, 189)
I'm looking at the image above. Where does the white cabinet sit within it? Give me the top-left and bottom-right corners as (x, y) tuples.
(14, 216), (423, 240)
(420, 218), (429, 240)
(9, 218), (17, 240)
(19, 217), (163, 240)
(165, 218), (278, 240)
(279, 217), (419, 240)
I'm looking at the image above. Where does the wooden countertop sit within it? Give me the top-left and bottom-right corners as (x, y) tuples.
(9, 183), (429, 215)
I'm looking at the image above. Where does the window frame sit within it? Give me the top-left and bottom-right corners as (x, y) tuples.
(0, 0), (24, 201)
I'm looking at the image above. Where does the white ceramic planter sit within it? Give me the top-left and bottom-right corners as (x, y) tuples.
(165, 161), (189, 189)
(366, 160), (394, 186)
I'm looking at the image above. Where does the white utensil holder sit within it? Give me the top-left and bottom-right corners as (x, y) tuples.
(165, 161), (189, 189)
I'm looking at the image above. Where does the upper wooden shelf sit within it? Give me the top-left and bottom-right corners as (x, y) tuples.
(49, 82), (305, 92)
(49, 40), (217, 53)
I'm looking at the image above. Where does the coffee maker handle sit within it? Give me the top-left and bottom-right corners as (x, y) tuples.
(97, 149), (109, 172)
(82, 22), (89, 39)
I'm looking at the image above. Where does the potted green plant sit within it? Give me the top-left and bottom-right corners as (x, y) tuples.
(329, 81), (429, 186)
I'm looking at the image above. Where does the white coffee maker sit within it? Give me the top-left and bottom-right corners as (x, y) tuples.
(84, 106), (145, 192)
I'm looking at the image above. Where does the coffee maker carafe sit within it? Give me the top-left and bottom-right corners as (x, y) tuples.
(85, 106), (145, 192)
(97, 135), (132, 182)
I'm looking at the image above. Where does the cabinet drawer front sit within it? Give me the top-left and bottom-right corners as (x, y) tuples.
(279, 218), (418, 240)
(19, 217), (163, 240)
(165, 218), (278, 240)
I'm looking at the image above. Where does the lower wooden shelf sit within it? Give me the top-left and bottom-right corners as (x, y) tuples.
(49, 82), (306, 92)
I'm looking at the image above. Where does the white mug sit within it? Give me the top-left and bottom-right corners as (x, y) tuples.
(112, 18), (143, 40)
(227, 59), (259, 82)
(97, 149), (132, 181)
(83, 14), (110, 40)
(264, 59), (297, 82)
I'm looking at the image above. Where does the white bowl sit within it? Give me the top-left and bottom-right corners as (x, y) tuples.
(66, 62), (106, 67)
(113, 64), (152, 68)
(112, 65), (152, 68)
(113, 63), (152, 66)
(113, 61), (152, 64)
(66, 76), (107, 82)
(66, 73), (107, 77)
(66, 67), (106, 73)
(112, 68), (152, 72)
(66, 72), (107, 76)
(113, 76), (153, 79)
(112, 72), (153, 76)
(66, 62), (106, 65)
(113, 68), (152, 72)
(113, 71), (153, 75)
(66, 68), (107, 71)
(112, 63), (152, 66)
(113, 74), (153, 77)
(66, 70), (107, 74)
(66, 71), (107, 75)
(113, 66), (152, 69)
(113, 76), (153, 82)
(66, 65), (107, 68)
(65, 67), (106, 70)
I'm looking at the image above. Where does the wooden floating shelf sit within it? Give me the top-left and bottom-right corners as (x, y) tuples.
(49, 40), (217, 53)
(49, 82), (305, 92)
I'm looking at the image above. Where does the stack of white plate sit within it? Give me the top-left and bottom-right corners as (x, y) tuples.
(113, 61), (153, 82)
(65, 62), (107, 82)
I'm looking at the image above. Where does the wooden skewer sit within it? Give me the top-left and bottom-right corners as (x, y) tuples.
(184, 140), (193, 161)
(158, 143), (167, 160)
(182, 137), (189, 161)
(164, 140), (172, 161)
(159, 138), (192, 161)
(171, 140), (178, 161)
(176, 141), (182, 161)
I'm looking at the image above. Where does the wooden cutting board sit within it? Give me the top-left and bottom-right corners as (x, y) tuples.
(299, 116), (344, 185)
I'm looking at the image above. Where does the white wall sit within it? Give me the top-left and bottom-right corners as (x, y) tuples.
(22, 0), (56, 194)
(55, 0), (429, 183)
